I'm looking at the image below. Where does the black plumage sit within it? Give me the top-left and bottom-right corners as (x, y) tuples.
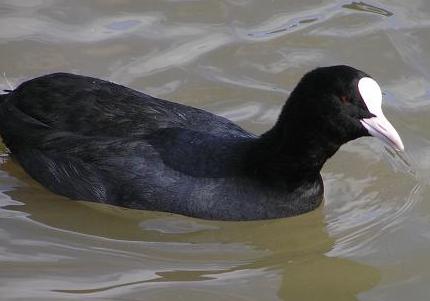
(0, 66), (384, 220)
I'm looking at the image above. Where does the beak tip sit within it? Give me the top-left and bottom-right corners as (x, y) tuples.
(361, 117), (404, 152)
(396, 141), (405, 152)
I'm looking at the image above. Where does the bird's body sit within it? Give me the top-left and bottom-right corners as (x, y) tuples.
(0, 66), (403, 220)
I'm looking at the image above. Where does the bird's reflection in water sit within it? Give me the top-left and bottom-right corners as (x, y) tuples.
(1, 159), (379, 301)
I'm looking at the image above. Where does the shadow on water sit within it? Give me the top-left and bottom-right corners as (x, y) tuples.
(0, 158), (380, 301)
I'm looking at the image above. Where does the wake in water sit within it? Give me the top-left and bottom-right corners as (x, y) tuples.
(2, 72), (14, 93)
(326, 139), (424, 258)
(327, 182), (423, 257)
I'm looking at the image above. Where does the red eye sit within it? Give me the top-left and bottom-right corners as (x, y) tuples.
(340, 95), (349, 103)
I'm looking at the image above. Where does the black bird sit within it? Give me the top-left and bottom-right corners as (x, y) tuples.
(0, 66), (404, 220)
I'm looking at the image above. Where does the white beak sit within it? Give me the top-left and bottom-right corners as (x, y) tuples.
(360, 115), (404, 151)
(358, 77), (404, 151)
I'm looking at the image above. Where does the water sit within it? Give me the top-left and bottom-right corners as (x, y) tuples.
(0, 0), (429, 300)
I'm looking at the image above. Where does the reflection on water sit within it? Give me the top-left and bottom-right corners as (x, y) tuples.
(1, 0), (430, 300)
(1, 161), (378, 300)
(343, 2), (393, 17)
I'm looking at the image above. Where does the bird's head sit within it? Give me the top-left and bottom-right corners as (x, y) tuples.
(278, 65), (404, 152)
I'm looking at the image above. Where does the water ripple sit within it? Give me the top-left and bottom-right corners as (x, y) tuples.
(327, 183), (423, 257)
(342, 1), (394, 17)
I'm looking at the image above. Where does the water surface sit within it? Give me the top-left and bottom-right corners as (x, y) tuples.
(1, 0), (430, 300)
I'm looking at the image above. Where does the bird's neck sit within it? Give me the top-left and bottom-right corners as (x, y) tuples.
(245, 116), (341, 182)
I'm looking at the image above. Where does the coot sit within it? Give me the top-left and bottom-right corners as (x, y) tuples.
(0, 66), (404, 220)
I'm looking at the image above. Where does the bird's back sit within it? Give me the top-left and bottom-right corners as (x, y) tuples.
(0, 73), (272, 219)
(0, 73), (250, 141)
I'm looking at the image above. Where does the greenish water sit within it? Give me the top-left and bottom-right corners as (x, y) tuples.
(0, 1), (430, 300)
